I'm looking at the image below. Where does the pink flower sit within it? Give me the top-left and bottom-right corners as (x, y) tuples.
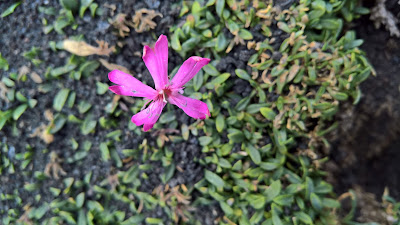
(108, 35), (211, 131)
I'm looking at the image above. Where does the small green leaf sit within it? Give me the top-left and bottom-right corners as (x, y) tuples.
(49, 114), (67, 134)
(51, 64), (77, 77)
(80, 61), (99, 77)
(99, 142), (110, 161)
(0, 53), (9, 71)
(273, 194), (294, 206)
(209, 73), (230, 86)
(260, 107), (276, 120)
(220, 201), (233, 215)
(78, 101), (92, 114)
(216, 33), (228, 52)
(266, 180), (281, 201)
(145, 218), (163, 224)
(53, 88), (70, 111)
(199, 136), (212, 146)
(60, 0), (79, 12)
(216, 0), (225, 17)
(12, 104), (28, 120)
(203, 64), (220, 76)
(81, 116), (97, 135)
(205, 170), (224, 188)
(239, 29), (253, 40)
(215, 114), (225, 133)
(1, 2), (21, 18)
(96, 82), (109, 95)
(235, 69), (251, 81)
(294, 212), (313, 224)
(76, 192), (85, 208)
(310, 193), (323, 211)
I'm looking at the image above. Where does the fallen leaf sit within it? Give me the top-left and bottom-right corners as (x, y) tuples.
(110, 13), (131, 37)
(63, 40), (115, 56)
(130, 9), (162, 33)
(99, 58), (131, 74)
(18, 65), (30, 80)
(29, 72), (43, 83)
(0, 82), (9, 102)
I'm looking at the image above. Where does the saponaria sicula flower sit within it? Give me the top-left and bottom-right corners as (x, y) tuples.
(108, 34), (211, 131)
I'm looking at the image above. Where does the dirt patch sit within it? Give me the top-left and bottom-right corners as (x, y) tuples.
(327, 0), (400, 222)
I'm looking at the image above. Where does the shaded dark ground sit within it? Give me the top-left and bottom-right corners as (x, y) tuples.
(327, 0), (400, 220)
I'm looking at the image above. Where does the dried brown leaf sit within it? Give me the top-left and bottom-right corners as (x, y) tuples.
(63, 40), (115, 56)
(0, 82), (9, 102)
(99, 58), (131, 74)
(44, 151), (66, 180)
(18, 65), (30, 80)
(110, 13), (131, 37)
(29, 72), (43, 84)
(131, 9), (162, 33)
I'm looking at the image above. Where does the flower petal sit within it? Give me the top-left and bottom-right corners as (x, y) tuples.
(142, 35), (169, 90)
(170, 56), (210, 89)
(168, 93), (210, 120)
(108, 70), (157, 99)
(131, 99), (166, 131)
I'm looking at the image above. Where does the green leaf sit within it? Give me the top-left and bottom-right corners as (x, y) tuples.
(80, 61), (99, 77)
(273, 194), (294, 206)
(1, 2), (21, 18)
(216, 32), (228, 52)
(49, 114), (67, 134)
(209, 73), (230, 86)
(266, 180), (281, 201)
(295, 212), (313, 224)
(76, 192), (85, 208)
(0, 53), (9, 71)
(199, 136), (212, 146)
(215, 114), (225, 133)
(203, 64), (220, 76)
(260, 107), (276, 120)
(81, 116), (97, 135)
(193, 69), (203, 91)
(78, 101), (92, 114)
(160, 163), (175, 183)
(99, 142), (110, 161)
(310, 193), (323, 211)
(205, 170), (224, 188)
(16, 91), (27, 102)
(272, 214), (283, 225)
(12, 104), (28, 120)
(219, 201), (233, 215)
(53, 88), (70, 111)
(145, 218), (163, 224)
(239, 29), (253, 40)
(51, 64), (77, 77)
(216, 0), (225, 17)
(248, 194), (266, 209)
(96, 82), (109, 95)
(60, 0), (79, 12)
(79, 0), (93, 17)
(246, 144), (261, 165)
(235, 69), (251, 81)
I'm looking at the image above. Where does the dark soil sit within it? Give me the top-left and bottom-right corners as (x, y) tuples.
(327, 0), (400, 219)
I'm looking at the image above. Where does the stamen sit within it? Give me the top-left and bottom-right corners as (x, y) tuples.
(132, 90), (137, 93)
(162, 93), (167, 103)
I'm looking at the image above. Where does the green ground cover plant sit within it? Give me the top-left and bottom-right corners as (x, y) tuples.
(2, 0), (397, 224)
